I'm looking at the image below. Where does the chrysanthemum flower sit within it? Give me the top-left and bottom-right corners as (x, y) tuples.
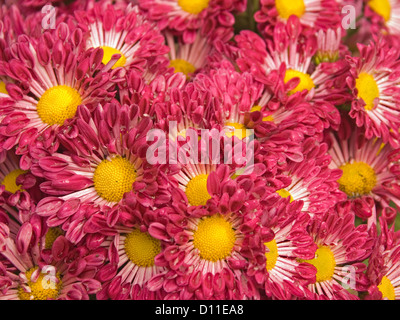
(117, 59), (187, 120)
(193, 60), (310, 172)
(0, 222), (103, 300)
(365, 217), (400, 300)
(93, 207), (170, 300)
(0, 23), (124, 166)
(75, 2), (169, 72)
(364, 0), (400, 40)
(235, 18), (348, 131)
(301, 210), (374, 299)
(165, 30), (216, 80)
(271, 137), (346, 217)
(0, 150), (34, 198)
(147, 167), (263, 299)
(254, 0), (341, 38)
(137, 0), (245, 44)
(346, 37), (400, 148)
(249, 194), (317, 300)
(314, 28), (349, 65)
(32, 102), (163, 243)
(326, 116), (400, 222)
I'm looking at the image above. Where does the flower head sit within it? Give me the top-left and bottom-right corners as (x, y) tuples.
(346, 37), (400, 147)
(32, 102), (163, 243)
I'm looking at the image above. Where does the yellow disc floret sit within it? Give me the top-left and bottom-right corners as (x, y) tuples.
(355, 72), (380, 111)
(0, 81), (8, 94)
(300, 245), (336, 282)
(264, 239), (279, 271)
(185, 174), (211, 206)
(276, 188), (294, 203)
(275, 0), (306, 20)
(169, 59), (196, 79)
(44, 227), (64, 249)
(338, 161), (377, 197)
(225, 122), (249, 139)
(100, 46), (127, 69)
(250, 105), (274, 122)
(284, 69), (315, 95)
(1, 169), (26, 193)
(37, 85), (82, 126)
(378, 276), (396, 300)
(369, 0), (391, 22)
(193, 214), (236, 262)
(93, 156), (137, 203)
(18, 267), (62, 300)
(178, 0), (209, 14)
(124, 229), (161, 267)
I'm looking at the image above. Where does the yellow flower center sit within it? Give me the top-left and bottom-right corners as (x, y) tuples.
(37, 85), (82, 126)
(1, 169), (26, 193)
(225, 122), (250, 139)
(178, 0), (209, 14)
(264, 239), (279, 271)
(314, 52), (340, 65)
(185, 173), (211, 206)
(369, 0), (391, 22)
(250, 105), (274, 122)
(378, 276), (396, 300)
(0, 81), (8, 94)
(300, 245), (336, 282)
(276, 188), (294, 202)
(44, 227), (64, 249)
(124, 229), (161, 267)
(355, 72), (380, 111)
(338, 161), (377, 197)
(275, 0), (306, 19)
(284, 69), (315, 95)
(193, 214), (236, 262)
(93, 156), (137, 203)
(169, 59), (196, 79)
(18, 267), (62, 300)
(100, 46), (127, 69)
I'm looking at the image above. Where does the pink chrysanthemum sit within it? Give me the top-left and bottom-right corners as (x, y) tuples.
(0, 222), (103, 300)
(326, 116), (400, 222)
(249, 195), (317, 300)
(165, 30), (219, 80)
(137, 0), (245, 44)
(271, 137), (346, 217)
(118, 61), (187, 120)
(365, 217), (400, 300)
(146, 167), (263, 300)
(93, 208), (170, 300)
(32, 102), (163, 243)
(0, 24), (124, 167)
(235, 18), (349, 131)
(75, 2), (169, 72)
(0, 150), (37, 204)
(193, 60), (309, 170)
(302, 210), (374, 299)
(254, 0), (341, 38)
(364, 0), (400, 40)
(346, 37), (400, 148)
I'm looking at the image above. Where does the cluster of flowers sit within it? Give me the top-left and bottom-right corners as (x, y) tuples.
(0, 0), (399, 301)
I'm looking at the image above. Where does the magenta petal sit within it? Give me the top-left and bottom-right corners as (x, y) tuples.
(147, 273), (165, 292)
(36, 197), (64, 217)
(39, 156), (69, 172)
(148, 222), (169, 241)
(16, 222), (32, 254)
(201, 273), (214, 299)
(51, 236), (70, 261)
(57, 199), (81, 219)
(96, 264), (118, 282)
